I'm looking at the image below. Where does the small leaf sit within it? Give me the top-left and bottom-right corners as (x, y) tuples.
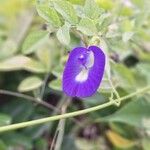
(36, 4), (61, 27)
(52, 65), (64, 78)
(96, 0), (114, 10)
(23, 58), (46, 73)
(0, 113), (11, 126)
(77, 18), (97, 36)
(48, 79), (62, 91)
(105, 23), (120, 38)
(22, 31), (48, 54)
(98, 13), (112, 32)
(121, 19), (135, 32)
(18, 76), (43, 92)
(84, 0), (100, 19)
(56, 22), (70, 45)
(0, 55), (29, 71)
(36, 48), (52, 72)
(0, 55), (46, 73)
(98, 13), (111, 27)
(74, 5), (85, 17)
(53, 0), (78, 24)
(106, 130), (136, 149)
(122, 32), (134, 43)
(0, 39), (17, 60)
(120, 6), (133, 16)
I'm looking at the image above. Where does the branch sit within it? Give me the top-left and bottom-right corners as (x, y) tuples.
(0, 85), (149, 133)
(0, 89), (56, 110)
(0, 89), (82, 127)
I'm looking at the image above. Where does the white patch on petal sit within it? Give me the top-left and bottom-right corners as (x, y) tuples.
(86, 51), (94, 68)
(75, 68), (89, 82)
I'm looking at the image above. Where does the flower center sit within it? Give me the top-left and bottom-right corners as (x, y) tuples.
(75, 68), (89, 82)
(75, 51), (94, 82)
(78, 51), (94, 69)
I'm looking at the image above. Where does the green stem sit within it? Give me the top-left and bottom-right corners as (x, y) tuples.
(0, 90), (55, 110)
(54, 97), (70, 150)
(0, 86), (150, 133)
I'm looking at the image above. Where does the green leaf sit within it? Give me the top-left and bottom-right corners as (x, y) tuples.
(122, 32), (134, 43)
(77, 18), (97, 36)
(52, 65), (64, 78)
(84, 0), (100, 19)
(67, 0), (85, 5)
(48, 79), (62, 91)
(101, 98), (150, 128)
(1, 132), (32, 149)
(96, 0), (114, 10)
(106, 130), (136, 149)
(0, 39), (17, 60)
(74, 5), (85, 17)
(53, 0), (78, 24)
(2, 100), (33, 123)
(23, 57), (46, 73)
(136, 63), (150, 84)
(0, 140), (7, 150)
(36, 4), (61, 27)
(62, 135), (77, 150)
(18, 76), (43, 92)
(121, 19), (135, 32)
(98, 13), (112, 32)
(0, 113), (11, 126)
(36, 48), (52, 72)
(0, 55), (29, 71)
(34, 138), (48, 150)
(82, 92), (105, 106)
(113, 64), (136, 89)
(75, 137), (102, 150)
(142, 138), (150, 150)
(22, 31), (48, 54)
(56, 22), (70, 45)
(120, 6), (133, 16)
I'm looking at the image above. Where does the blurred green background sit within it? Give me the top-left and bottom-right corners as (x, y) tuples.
(0, 0), (150, 149)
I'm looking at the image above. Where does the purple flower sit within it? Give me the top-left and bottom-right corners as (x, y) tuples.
(63, 46), (105, 98)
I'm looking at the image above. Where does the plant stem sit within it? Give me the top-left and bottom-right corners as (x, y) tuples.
(0, 85), (149, 133)
(40, 73), (50, 99)
(0, 89), (81, 127)
(54, 97), (70, 150)
(0, 89), (55, 110)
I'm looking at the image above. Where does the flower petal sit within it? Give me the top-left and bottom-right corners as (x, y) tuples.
(63, 46), (105, 98)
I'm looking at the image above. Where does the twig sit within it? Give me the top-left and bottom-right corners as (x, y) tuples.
(0, 89), (56, 110)
(0, 85), (149, 132)
(0, 89), (82, 127)
(53, 97), (70, 150)
(40, 73), (50, 99)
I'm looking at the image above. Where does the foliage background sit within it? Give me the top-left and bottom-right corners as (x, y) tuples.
(0, 0), (150, 149)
